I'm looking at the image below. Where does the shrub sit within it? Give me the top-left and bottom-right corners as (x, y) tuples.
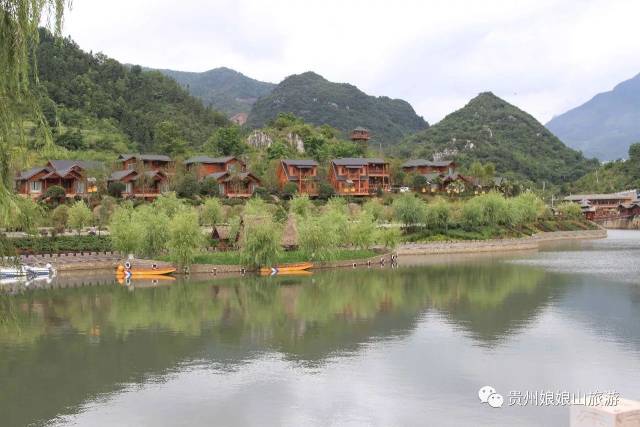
(412, 174), (429, 190)
(348, 212), (377, 250)
(134, 205), (170, 257)
(289, 194), (313, 218)
(175, 173), (199, 199)
(378, 227), (401, 250)
(67, 201), (93, 234)
(107, 181), (126, 198)
(392, 194), (426, 229)
(298, 214), (339, 262)
(152, 193), (185, 218)
(318, 181), (335, 200)
(10, 235), (112, 254)
(44, 185), (66, 204)
(508, 191), (545, 226)
(199, 177), (220, 197)
(11, 197), (43, 234)
(240, 217), (282, 268)
(167, 209), (204, 269)
(282, 182), (298, 198)
(362, 199), (384, 222)
(51, 205), (69, 233)
(557, 202), (583, 220)
(109, 204), (144, 255)
(425, 197), (451, 230)
(200, 198), (223, 226)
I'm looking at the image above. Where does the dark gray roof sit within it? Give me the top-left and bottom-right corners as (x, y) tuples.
(16, 167), (49, 180)
(402, 159), (454, 168)
(205, 172), (228, 180)
(332, 158), (386, 166)
(282, 159), (318, 167)
(352, 126), (369, 132)
(48, 159), (103, 172)
(185, 156), (236, 165)
(118, 154), (172, 162)
(109, 170), (136, 181)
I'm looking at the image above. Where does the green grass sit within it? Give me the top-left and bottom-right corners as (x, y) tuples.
(188, 249), (378, 265)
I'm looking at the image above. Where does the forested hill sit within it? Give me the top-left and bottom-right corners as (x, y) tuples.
(34, 29), (229, 156)
(246, 72), (429, 147)
(154, 67), (275, 116)
(546, 73), (640, 161)
(395, 92), (598, 184)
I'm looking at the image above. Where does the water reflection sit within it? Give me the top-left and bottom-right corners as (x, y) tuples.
(0, 232), (639, 426)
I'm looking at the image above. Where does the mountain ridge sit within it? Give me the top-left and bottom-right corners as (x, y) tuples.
(246, 71), (429, 146)
(546, 73), (640, 160)
(150, 66), (275, 116)
(396, 92), (598, 184)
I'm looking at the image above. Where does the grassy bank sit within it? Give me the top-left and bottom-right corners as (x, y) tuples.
(402, 219), (597, 243)
(184, 249), (378, 266)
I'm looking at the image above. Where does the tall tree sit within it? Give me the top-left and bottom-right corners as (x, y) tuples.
(0, 0), (67, 229)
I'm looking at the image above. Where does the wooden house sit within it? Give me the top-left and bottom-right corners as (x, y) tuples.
(205, 171), (261, 197)
(402, 159), (457, 176)
(108, 169), (169, 200)
(117, 154), (173, 173)
(277, 159), (319, 196)
(15, 160), (102, 200)
(565, 190), (638, 219)
(329, 158), (390, 196)
(184, 156), (246, 181)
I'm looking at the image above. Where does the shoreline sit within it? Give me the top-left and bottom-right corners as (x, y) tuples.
(5, 229), (607, 275)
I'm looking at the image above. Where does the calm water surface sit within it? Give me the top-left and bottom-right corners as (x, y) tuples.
(1, 230), (639, 427)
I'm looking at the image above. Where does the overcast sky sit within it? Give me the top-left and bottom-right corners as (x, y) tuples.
(63, 0), (640, 124)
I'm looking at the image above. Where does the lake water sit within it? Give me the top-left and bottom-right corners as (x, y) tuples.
(1, 230), (639, 427)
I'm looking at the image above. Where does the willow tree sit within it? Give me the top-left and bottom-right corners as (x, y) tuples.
(0, 0), (67, 232)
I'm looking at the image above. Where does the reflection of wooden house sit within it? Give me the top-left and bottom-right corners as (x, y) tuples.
(185, 156), (246, 181)
(15, 160), (102, 199)
(277, 159), (319, 196)
(329, 158), (390, 196)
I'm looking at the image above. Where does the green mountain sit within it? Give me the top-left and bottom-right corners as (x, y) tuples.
(546, 73), (640, 161)
(396, 92), (598, 184)
(246, 72), (429, 146)
(33, 29), (228, 156)
(570, 143), (640, 193)
(154, 67), (275, 116)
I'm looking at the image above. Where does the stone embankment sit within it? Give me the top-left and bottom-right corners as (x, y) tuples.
(2, 229), (607, 274)
(396, 229), (607, 256)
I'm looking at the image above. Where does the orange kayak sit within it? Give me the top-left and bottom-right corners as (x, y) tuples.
(259, 262), (313, 275)
(116, 265), (176, 277)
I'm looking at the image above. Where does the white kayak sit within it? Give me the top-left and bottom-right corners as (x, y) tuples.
(0, 263), (55, 277)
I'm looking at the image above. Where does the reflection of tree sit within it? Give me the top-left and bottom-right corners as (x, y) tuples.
(0, 264), (571, 426)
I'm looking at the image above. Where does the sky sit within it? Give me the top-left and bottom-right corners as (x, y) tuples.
(62, 0), (640, 124)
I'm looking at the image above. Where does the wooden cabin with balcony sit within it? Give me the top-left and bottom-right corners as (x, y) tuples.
(277, 159), (319, 196)
(108, 169), (169, 200)
(565, 190), (638, 219)
(329, 158), (390, 196)
(184, 156), (246, 181)
(205, 171), (261, 198)
(117, 154), (173, 173)
(15, 160), (102, 200)
(402, 159), (457, 176)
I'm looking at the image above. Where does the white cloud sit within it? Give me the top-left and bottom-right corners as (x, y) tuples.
(63, 0), (640, 124)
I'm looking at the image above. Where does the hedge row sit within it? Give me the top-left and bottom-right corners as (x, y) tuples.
(9, 236), (114, 254)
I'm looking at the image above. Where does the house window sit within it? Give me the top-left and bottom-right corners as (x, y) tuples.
(127, 161), (136, 170)
(76, 181), (85, 194)
(125, 182), (133, 193)
(29, 181), (42, 193)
